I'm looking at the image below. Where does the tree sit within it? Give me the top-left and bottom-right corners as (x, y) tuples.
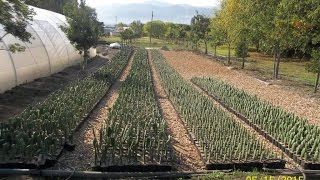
(164, 22), (178, 42)
(215, 0), (297, 75)
(120, 28), (134, 44)
(25, 0), (69, 14)
(307, 50), (320, 93)
(116, 22), (127, 31)
(283, 0), (320, 92)
(0, 0), (34, 52)
(191, 12), (211, 54)
(129, 20), (144, 38)
(228, 0), (251, 69)
(235, 34), (249, 69)
(176, 24), (188, 45)
(209, 16), (225, 57)
(61, 0), (103, 69)
(143, 20), (166, 39)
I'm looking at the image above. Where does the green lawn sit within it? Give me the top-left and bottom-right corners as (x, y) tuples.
(197, 41), (316, 86)
(101, 36), (317, 86)
(198, 42), (236, 56)
(101, 36), (180, 49)
(244, 58), (316, 85)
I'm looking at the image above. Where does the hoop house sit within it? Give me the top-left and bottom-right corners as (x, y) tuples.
(0, 6), (88, 93)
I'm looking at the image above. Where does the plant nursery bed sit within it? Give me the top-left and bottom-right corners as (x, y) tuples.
(92, 164), (172, 172)
(205, 160), (285, 171)
(192, 81), (320, 170)
(0, 48), (134, 170)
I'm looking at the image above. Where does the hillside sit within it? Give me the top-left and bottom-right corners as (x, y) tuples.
(95, 1), (215, 25)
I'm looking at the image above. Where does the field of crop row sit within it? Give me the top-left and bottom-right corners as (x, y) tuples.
(151, 50), (280, 167)
(2, 47), (318, 171)
(192, 78), (320, 165)
(93, 49), (171, 168)
(0, 47), (133, 162)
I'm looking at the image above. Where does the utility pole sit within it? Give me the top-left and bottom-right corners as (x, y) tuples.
(150, 11), (153, 44)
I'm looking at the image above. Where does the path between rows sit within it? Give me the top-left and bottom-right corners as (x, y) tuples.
(56, 50), (136, 170)
(161, 51), (320, 126)
(147, 50), (204, 171)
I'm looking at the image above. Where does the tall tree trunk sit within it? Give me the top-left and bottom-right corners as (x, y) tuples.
(315, 71), (320, 93)
(315, 58), (320, 93)
(242, 47), (245, 69)
(204, 41), (208, 54)
(273, 42), (279, 78)
(256, 40), (260, 52)
(275, 48), (281, 79)
(214, 45), (217, 57)
(82, 48), (89, 70)
(228, 43), (231, 65)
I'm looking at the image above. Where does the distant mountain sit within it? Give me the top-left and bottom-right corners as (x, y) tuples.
(95, 1), (215, 25)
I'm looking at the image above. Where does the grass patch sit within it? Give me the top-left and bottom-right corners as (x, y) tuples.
(100, 36), (181, 49)
(244, 56), (316, 85)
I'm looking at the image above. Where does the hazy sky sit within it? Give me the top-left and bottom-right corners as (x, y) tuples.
(86, 0), (218, 8)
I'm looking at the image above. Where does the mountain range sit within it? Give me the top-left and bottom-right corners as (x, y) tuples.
(95, 1), (216, 25)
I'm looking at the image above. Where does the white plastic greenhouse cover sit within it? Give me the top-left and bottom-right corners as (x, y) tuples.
(0, 6), (87, 93)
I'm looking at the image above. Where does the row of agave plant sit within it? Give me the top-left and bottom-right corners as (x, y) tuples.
(151, 50), (277, 163)
(192, 77), (320, 163)
(93, 49), (171, 167)
(0, 47), (133, 162)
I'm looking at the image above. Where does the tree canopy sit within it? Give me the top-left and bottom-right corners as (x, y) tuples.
(143, 20), (166, 39)
(0, 0), (35, 52)
(25, 0), (69, 14)
(191, 12), (211, 54)
(129, 20), (144, 38)
(211, 0), (320, 90)
(61, 0), (103, 68)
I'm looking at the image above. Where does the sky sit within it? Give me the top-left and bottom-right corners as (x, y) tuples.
(86, 0), (219, 8)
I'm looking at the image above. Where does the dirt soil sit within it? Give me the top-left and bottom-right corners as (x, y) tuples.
(161, 51), (320, 126)
(147, 50), (204, 171)
(55, 51), (135, 171)
(0, 47), (119, 122)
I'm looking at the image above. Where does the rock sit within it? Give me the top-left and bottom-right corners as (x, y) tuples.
(227, 66), (236, 70)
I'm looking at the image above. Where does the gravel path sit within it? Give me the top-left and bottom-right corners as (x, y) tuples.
(147, 50), (205, 171)
(56, 51), (135, 170)
(161, 51), (320, 126)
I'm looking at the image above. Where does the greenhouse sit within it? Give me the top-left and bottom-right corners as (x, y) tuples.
(0, 6), (93, 93)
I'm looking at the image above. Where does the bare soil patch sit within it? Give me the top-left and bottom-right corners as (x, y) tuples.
(161, 51), (320, 126)
(147, 50), (204, 171)
(0, 47), (119, 122)
(56, 51), (135, 171)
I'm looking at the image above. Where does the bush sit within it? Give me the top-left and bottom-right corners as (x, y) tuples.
(161, 45), (170, 51)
